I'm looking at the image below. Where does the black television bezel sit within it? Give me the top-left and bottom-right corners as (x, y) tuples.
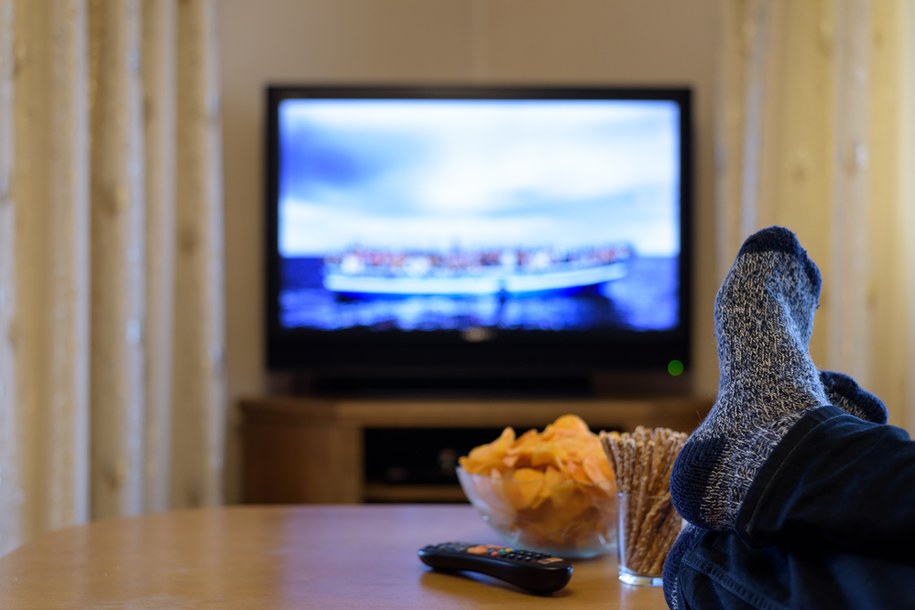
(264, 83), (694, 389)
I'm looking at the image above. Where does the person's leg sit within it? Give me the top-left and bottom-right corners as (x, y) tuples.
(665, 525), (915, 610)
(663, 225), (915, 608)
(663, 370), (897, 609)
(670, 226), (830, 531)
(664, 406), (915, 609)
(737, 404), (915, 555)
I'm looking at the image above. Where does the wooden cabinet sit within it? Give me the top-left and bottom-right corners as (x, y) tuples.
(239, 395), (711, 504)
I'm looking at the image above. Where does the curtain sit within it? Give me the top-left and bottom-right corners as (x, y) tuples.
(715, 0), (915, 431)
(0, 0), (225, 556)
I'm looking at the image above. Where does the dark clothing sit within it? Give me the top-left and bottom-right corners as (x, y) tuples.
(667, 405), (915, 610)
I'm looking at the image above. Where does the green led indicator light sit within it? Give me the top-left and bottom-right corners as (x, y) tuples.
(667, 359), (685, 377)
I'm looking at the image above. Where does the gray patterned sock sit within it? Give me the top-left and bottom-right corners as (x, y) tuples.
(670, 226), (829, 531)
(820, 370), (888, 424)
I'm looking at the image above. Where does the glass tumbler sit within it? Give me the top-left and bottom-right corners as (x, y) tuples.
(616, 491), (683, 586)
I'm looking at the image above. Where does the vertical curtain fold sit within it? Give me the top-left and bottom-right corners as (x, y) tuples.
(88, 0), (147, 519)
(14, 0), (53, 545)
(47, 0), (90, 532)
(172, 0), (225, 508)
(0, 0), (225, 556)
(827, 0), (871, 380)
(0, 0), (21, 552)
(142, 0), (176, 514)
(899, 0), (915, 433)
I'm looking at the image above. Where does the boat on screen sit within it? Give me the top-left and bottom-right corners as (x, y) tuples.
(322, 244), (632, 298)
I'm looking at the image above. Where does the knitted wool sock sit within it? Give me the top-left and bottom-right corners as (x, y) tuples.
(661, 373), (885, 610)
(669, 226), (829, 531)
(820, 370), (888, 424)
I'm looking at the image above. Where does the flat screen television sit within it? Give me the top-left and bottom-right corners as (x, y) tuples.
(264, 84), (693, 394)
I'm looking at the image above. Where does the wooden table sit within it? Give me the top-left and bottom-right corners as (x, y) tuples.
(0, 504), (668, 609)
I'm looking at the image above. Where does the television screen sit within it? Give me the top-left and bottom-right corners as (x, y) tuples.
(265, 85), (692, 388)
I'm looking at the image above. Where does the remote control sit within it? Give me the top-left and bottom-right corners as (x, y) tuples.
(418, 541), (573, 594)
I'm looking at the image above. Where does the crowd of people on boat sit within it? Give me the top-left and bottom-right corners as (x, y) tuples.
(323, 243), (633, 278)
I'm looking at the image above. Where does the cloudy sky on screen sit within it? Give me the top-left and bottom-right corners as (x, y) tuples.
(278, 98), (681, 257)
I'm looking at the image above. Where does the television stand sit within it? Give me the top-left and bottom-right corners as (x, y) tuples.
(239, 393), (712, 504)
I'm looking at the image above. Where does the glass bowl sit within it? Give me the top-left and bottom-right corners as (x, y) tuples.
(456, 466), (617, 559)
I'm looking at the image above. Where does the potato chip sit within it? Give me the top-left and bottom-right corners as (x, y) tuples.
(459, 426), (515, 473)
(502, 467), (543, 510)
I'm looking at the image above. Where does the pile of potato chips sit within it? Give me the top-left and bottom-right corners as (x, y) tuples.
(457, 414), (618, 556)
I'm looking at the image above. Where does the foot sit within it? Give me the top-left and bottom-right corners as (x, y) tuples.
(820, 370), (888, 424)
(670, 226), (829, 531)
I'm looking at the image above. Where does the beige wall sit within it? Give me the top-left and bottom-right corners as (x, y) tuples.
(218, 0), (721, 500)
